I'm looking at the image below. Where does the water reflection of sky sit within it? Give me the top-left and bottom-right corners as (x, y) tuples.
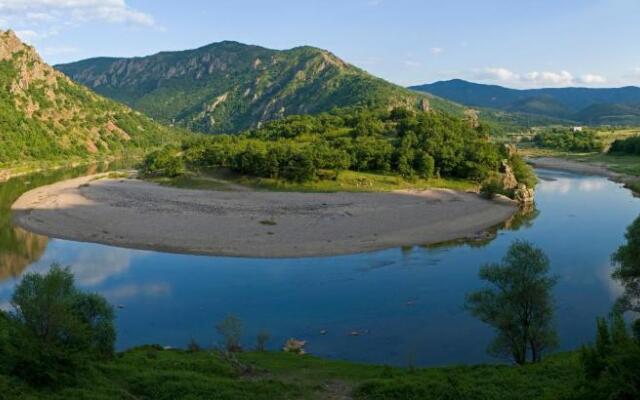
(0, 169), (639, 366)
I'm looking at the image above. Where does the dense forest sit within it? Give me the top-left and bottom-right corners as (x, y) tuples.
(532, 128), (604, 152)
(609, 135), (640, 155)
(142, 107), (535, 197)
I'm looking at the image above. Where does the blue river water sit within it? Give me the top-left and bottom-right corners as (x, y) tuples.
(0, 167), (638, 366)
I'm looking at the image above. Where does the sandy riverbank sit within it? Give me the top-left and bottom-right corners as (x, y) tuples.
(11, 175), (518, 258)
(527, 157), (620, 178)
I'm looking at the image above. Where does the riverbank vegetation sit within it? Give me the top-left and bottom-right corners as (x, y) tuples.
(141, 107), (535, 196)
(532, 128), (604, 152)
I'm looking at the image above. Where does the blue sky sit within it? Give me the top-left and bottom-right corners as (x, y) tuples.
(1, 0), (639, 88)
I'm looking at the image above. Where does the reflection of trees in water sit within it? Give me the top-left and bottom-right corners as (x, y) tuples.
(0, 162), (123, 283)
(0, 227), (48, 280)
(421, 204), (540, 251)
(503, 203), (539, 231)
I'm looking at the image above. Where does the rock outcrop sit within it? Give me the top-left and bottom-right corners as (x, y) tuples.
(282, 338), (307, 355)
(0, 30), (176, 161)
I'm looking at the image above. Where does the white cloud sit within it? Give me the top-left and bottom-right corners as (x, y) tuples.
(0, 0), (156, 38)
(15, 27), (58, 42)
(523, 70), (574, 86)
(475, 67), (519, 82)
(404, 60), (422, 67)
(431, 47), (444, 56)
(102, 283), (171, 301)
(42, 45), (79, 56)
(471, 67), (608, 88)
(578, 74), (606, 84)
(14, 29), (41, 41)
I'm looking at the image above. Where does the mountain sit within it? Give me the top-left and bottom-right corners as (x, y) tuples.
(0, 30), (177, 163)
(410, 79), (640, 125)
(56, 41), (462, 134)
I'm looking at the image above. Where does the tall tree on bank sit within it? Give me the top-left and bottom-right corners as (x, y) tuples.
(465, 240), (558, 365)
(612, 215), (640, 315)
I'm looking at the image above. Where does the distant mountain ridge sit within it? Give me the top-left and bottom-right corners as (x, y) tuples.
(0, 30), (176, 163)
(57, 41), (462, 134)
(410, 79), (640, 125)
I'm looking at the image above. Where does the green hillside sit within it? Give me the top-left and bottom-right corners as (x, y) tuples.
(0, 30), (178, 164)
(56, 41), (463, 134)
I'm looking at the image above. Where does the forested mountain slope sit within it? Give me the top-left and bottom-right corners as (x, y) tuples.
(0, 30), (178, 163)
(57, 41), (462, 133)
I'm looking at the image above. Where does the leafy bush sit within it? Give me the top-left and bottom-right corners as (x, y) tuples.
(609, 135), (640, 155)
(510, 155), (538, 187)
(141, 146), (186, 177)
(571, 314), (640, 400)
(1, 264), (115, 387)
(480, 177), (507, 199)
(216, 315), (243, 352)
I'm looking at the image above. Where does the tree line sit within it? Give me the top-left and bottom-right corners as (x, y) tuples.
(532, 128), (604, 152)
(142, 107), (531, 188)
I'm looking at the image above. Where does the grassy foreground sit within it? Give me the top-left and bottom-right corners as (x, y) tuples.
(0, 347), (580, 400)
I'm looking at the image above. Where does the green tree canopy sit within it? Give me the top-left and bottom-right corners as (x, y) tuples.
(465, 240), (558, 365)
(2, 264), (115, 386)
(612, 215), (640, 313)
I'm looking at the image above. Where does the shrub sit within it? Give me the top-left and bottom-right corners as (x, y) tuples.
(510, 155), (538, 187)
(216, 315), (243, 352)
(480, 177), (507, 199)
(573, 314), (640, 399)
(3, 264), (115, 387)
(141, 147), (186, 177)
(256, 330), (270, 352)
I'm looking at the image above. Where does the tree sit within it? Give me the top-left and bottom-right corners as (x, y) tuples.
(612, 215), (640, 313)
(216, 314), (243, 352)
(575, 313), (640, 400)
(465, 240), (557, 364)
(256, 330), (270, 351)
(4, 264), (115, 386)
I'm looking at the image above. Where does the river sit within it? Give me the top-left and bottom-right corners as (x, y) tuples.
(0, 166), (637, 366)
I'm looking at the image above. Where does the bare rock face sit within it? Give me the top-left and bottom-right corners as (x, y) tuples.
(282, 338), (307, 355)
(0, 29), (173, 162)
(420, 98), (431, 112)
(464, 109), (480, 128)
(504, 144), (518, 158)
(500, 161), (519, 191)
(0, 30), (24, 60)
(514, 184), (535, 204)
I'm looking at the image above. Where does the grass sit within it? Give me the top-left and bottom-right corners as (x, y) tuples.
(1, 347), (582, 399)
(155, 168), (478, 193)
(150, 175), (233, 191)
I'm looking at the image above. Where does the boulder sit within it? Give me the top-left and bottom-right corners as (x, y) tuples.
(500, 161), (519, 190)
(514, 184), (535, 204)
(283, 338), (306, 355)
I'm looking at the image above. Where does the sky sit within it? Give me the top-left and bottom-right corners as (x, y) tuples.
(1, 0), (639, 89)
